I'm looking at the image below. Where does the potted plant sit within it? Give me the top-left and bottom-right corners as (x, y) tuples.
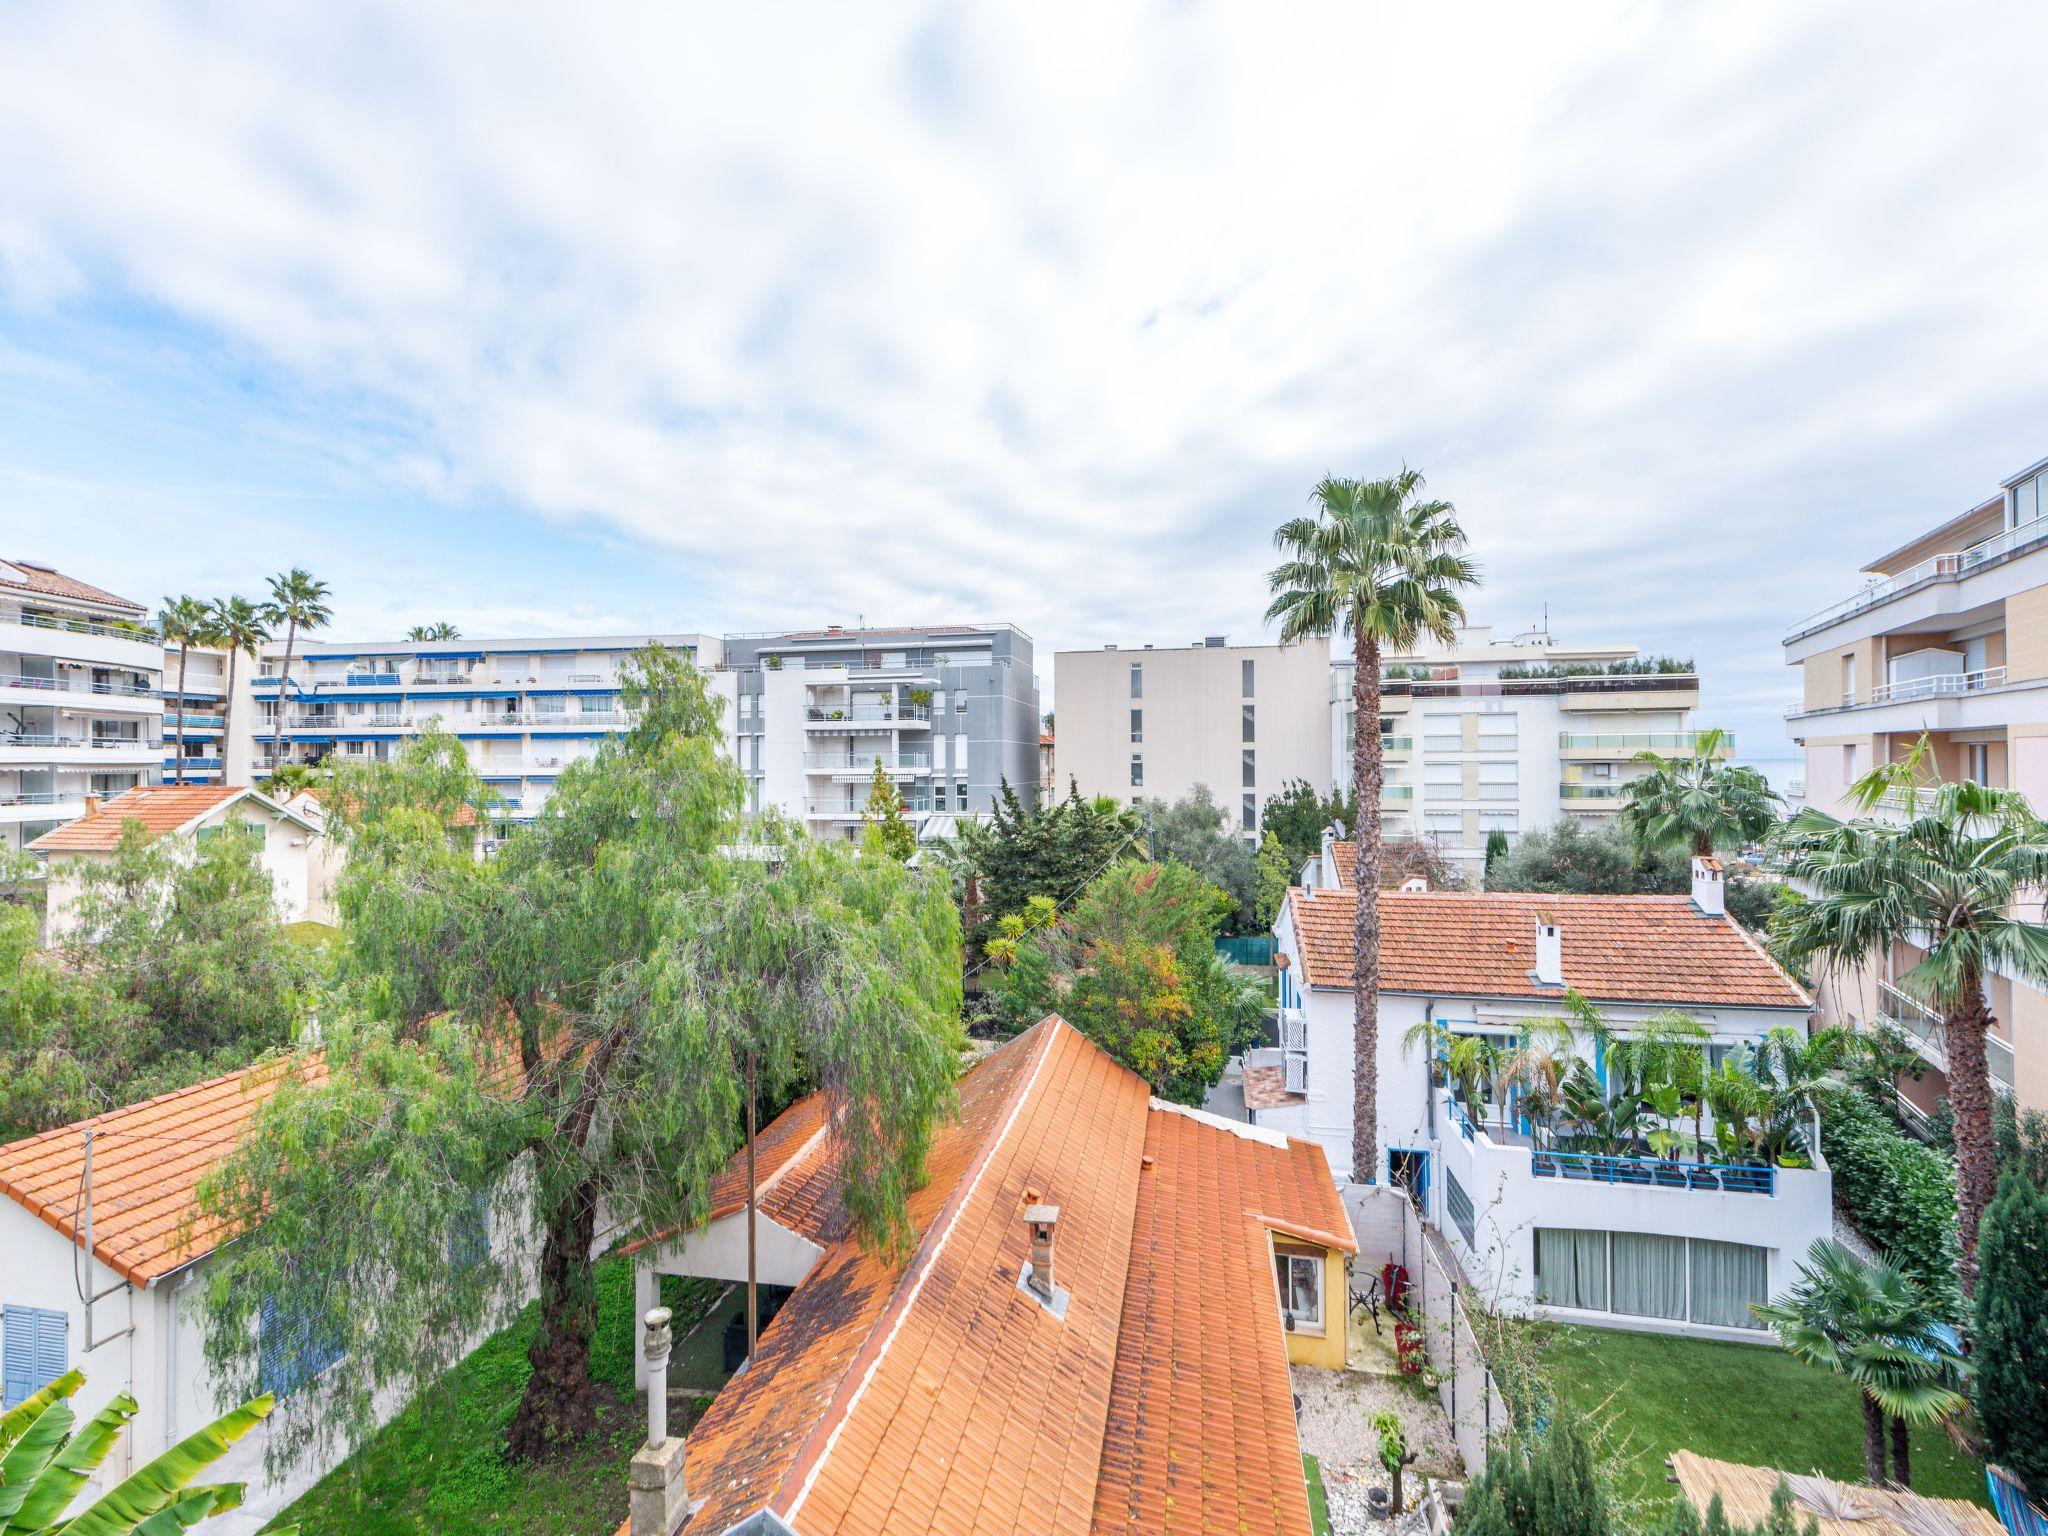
(908, 687), (933, 708)
(766, 654), (783, 670)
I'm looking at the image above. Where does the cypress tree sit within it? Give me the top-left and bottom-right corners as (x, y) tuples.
(1975, 1170), (2048, 1490)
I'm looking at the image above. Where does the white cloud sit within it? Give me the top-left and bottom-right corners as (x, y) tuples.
(3, 0), (2048, 744)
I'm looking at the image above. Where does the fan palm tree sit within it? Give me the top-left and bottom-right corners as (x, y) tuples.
(1266, 470), (1479, 1183)
(260, 569), (332, 775)
(207, 595), (269, 784)
(1620, 727), (1780, 858)
(158, 595), (211, 786)
(406, 622), (460, 641)
(1772, 737), (2048, 1294)
(1753, 1240), (1965, 1489)
(0, 1368), (292, 1533)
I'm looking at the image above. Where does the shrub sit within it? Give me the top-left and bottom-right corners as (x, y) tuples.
(1975, 1171), (2048, 1491)
(1818, 1090), (1959, 1304)
(1454, 1417), (1613, 1536)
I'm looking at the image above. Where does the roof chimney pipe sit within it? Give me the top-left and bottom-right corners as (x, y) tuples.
(1532, 916), (1564, 988)
(1691, 855), (1725, 918)
(1019, 1198), (1068, 1317)
(629, 1307), (691, 1536)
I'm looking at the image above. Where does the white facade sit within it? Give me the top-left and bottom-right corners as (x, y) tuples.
(1334, 625), (1711, 877)
(1052, 637), (1332, 839)
(0, 561), (163, 854)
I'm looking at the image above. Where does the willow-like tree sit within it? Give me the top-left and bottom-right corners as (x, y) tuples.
(1266, 470), (1478, 1183)
(194, 649), (962, 1469)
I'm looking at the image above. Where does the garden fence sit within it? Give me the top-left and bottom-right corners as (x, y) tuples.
(1215, 934), (1277, 966)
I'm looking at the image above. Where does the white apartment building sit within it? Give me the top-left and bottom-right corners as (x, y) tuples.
(0, 560), (163, 854)
(1053, 637), (1332, 839)
(1783, 451), (2048, 1118)
(1334, 626), (1714, 876)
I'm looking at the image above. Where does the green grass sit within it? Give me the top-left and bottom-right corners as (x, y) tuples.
(1538, 1326), (1987, 1511)
(1303, 1453), (1333, 1536)
(272, 1257), (723, 1535)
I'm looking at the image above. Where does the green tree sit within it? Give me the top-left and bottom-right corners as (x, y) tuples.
(1260, 778), (1353, 870)
(159, 594), (211, 786)
(260, 762), (327, 800)
(195, 654), (960, 1469)
(259, 568), (332, 773)
(1752, 1240), (1964, 1488)
(405, 622), (461, 641)
(862, 757), (917, 861)
(0, 1370), (291, 1534)
(208, 595), (269, 778)
(1139, 785), (1259, 931)
(987, 859), (1256, 1102)
(1453, 1415), (1613, 1536)
(951, 779), (1141, 950)
(1267, 470), (1479, 1183)
(1483, 827), (1510, 880)
(1620, 729), (1781, 859)
(1487, 817), (1686, 896)
(1254, 830), (1291, 927)
(1772, 739), (2048, 1292)
(1974, 1171), (2048, 1491)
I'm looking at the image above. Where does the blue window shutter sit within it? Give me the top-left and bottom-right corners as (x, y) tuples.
(3, 1305), (68, 1409)
(447, 1196), (489, 1273)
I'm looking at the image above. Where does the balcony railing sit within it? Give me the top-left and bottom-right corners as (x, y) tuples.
(164, 713), (225, 728)
(1381, 784), (1414, 801)
(1558, 732), (1730, 753)
(804, 752), (934, 771)
(805, 705), (931, 723)
(14, 612), (156, 642)
(0, 791), (73, 807)
(1876, 980), (2015, 1090)
(1380, 735), (1413, 752)
(1787, 514), (2048, 641)
(344, 672), (402, 687)
(804, 796), (936, 816)
(1559, 782), (1625, 799)
(0, 673), (157, 697)
(1867, 666), (2007, 705)
(1530, 1148), (1776, 1196)
(1, 732), (154, 750)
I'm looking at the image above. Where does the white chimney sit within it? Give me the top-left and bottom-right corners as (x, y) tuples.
(1533, 917), (1563, 988)
(629, 1306), (690, 1536)
(1692, 855), (1725, 917)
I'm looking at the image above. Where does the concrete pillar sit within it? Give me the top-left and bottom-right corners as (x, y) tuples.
(633, 1261), (658, 1390)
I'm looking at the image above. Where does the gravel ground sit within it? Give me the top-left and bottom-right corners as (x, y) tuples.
(1294, 1363), (1463, 1535)
(1831, 1208), (1876, 1261)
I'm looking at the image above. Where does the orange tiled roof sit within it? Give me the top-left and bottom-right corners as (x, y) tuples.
(1285, 887), (1810, 1010)
(27, 785), (253, 854)
(0, 1057), (322, 1286)
(1327, 840), (1359, 885)
(655, 1017), (1354, 1536)
(1242, 1064), (1306, 1111)
(0, 558), (143, 613)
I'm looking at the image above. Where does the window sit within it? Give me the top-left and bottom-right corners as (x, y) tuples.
(1479, 810), (1518, 833)
(1242, 749), (1256, 788)
(1478, 761), (1518, 800)
(1424, 761), (1461, 787)
(1610, 1233), (1688, 1320)
(1242, 658), (1255, 697)
(1532, 1230), (1766, 1330)
(1841, 654), (1857, 704)
(1444, 1171), (1477, 1248)
(1476, 712), (1517, 746)
(1274, 1248), (1323, 1332)
(1242, 704), (1255, 743)
(1689, 1239), (1768, 1330)
(1964, 742), (1990, 785)
(1423, 712), (1461, 753)
(1843, 743), (1860, 781)
(1242, 792), (1256, 831)
(2016, 471), (2042, 527)
(1425, 812), (1461, 836)
(2, 1306), (67, 1410)
(1130, 662), (1143, 698)
(955, 782), (969, 810)
(1534, 1229), (1609, 1312)
(1130, 709), (1143, 744)
(448, 1195), (490, 1272)
(1130, 756), (1144, 788)
(955, 699), (967, 714)
(259, 1290), (345, 1399)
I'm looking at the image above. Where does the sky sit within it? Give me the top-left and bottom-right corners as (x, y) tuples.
(4, 3), (2048, 759)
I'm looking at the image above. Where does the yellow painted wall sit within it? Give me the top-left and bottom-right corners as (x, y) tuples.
(1803, 643), (1879, 709)
(1281, 1247), (1351, 1370)
(2005, 586), (2048, 683)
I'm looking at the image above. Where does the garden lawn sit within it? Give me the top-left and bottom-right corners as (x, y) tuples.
(1538, 1326), (1986, 1511)
(270, 1256), (723, 1536)
(1303, 1454), (1333, 1536)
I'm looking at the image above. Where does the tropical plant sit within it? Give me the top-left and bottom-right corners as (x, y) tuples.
(1974, 1170), (2048, 1491)
(0, 1369), (290, 1534)
(1772, 738), (2048, 1292)
(259, 568), (332, 772)
(1620, 728), (1780, 859)
(208, 595), (269, 775)
(862, 757), (917, 861)
(1266, 469), (1479, 1182)
(1752, 1240), (1965, 1488)
(159, 594), (211, 785)
(260, 762), (326, 800)
(405, 622), (460, 641)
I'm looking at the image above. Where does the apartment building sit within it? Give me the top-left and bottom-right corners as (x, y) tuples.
(0, 559), (162, 854)
(1783, 451), (2048, 1117)
(718, 623), (1041, 839)
(1330, 625), (1713, 876)
(1052, 637), (1333, 840)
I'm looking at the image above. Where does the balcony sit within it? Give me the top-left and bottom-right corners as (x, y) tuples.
(1868, 666), (2006, 705)
(1559, 782), (1625, 800)
(343, 672), (402, 687)
(0, 733), (160, 766)
(1558, 732), (1731, 756)
(804, 705), (931, 729)
(1381, 784), (1414, 801)
(1786, 514), (2048, 644)
(1875, 980), (2015, 1092)
(1380, 735), (1413, 754)
(804, 795), (936, 818)
(163, 713), (225, 730)
(803, 752), (934, 775)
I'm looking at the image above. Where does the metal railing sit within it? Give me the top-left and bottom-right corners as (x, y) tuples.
(1877, 981), (2015, 1089)
(804, 796), (936, 815)
(1787, 514), (2048, 641)
(1530, 1148), (1775, 1196)
(0, 732), (156, 750)
(803, 752), (934, 771)
(1558, 732), (1730, 753)
(1374, 673), (1700, 701)
(0, 791), (73, 806)
(13, 612), (156, 642)
(1867, 666), (2007, 704)
(343, 673), (402, 687)
(804, 705), (931, 723)
(0, 673), (158, 697)
(1559, 782), (1625, 799)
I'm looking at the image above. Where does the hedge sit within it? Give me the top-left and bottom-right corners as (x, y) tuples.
(1818, 1089), (1960, 1303)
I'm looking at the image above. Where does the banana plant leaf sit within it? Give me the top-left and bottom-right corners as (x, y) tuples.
(0, 1402), (75, 1523)
(0, 1375), (84, 1456)
(4, 1395), (139, 1534)
(129, 1484), (241, 1536)
(50, 1395), (275, 1536)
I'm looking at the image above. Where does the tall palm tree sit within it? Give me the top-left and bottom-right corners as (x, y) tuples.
(1753, 1240), (1964, 1488)
(1620, 727), (1780, 858)
(1773, 738), (2048, 1295)
(406, 622), (461, 641)
(1266, 470), (1478, 1184)
(208, 595), (270, 786)
(158, 595), (210, 786)
(260, 569), (332, 775)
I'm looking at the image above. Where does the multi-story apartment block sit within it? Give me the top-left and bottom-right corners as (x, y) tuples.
(0, 559), (162, 853)
(717, 623), (1041, 839)
(1334, 625), (1713, 876)
(159, 642), (242, 787)
(1052, 637), (1333, 840)
(1783, 452), (2048, 1118)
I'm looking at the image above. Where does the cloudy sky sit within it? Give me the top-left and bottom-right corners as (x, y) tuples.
(4, 3), (2047, 757)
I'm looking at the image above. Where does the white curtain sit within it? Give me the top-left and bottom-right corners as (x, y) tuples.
(1689, 1239), (1768, 1329)
(1611, 1233), (1688, 1319)
(1535, 1228), (1609, 1312)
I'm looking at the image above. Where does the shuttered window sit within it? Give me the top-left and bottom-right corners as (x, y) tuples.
(2, 1305), (68, 1409)
(259, 1292), (345, 1399)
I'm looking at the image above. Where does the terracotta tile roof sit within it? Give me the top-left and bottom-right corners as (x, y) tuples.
(1285, 887), (1810, 1010)
(0, 559), (144, 613)
(657, 1018), (1354, 1536)
(1242, 1064), (1306, 1111)
(1328, 840), (1358, 886)
(27, 785), (252, 854)
(0, 1056), (322, 1286)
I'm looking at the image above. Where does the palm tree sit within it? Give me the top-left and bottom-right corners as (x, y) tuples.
(208, 596), (270, 785)
(260, 569), (333, 775)
(1773, 738), (2048, 1294)
(1620, 727), (1780, 858)
(158, 595), (211, 786)
(406, 622), (460, 641)
(1753, 1240), (1964, 1488)
(1266, 470), (1479, 1184)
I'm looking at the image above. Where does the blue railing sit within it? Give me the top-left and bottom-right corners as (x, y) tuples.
(1531, 1148), (1775, 1196)
(1445, 1094), (1478, 1141)
(345, 673), (402, 687)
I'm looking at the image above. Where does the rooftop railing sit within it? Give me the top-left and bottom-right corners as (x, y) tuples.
(1558, 732), (1731, 753)
(1786, 514), (2048, 642)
